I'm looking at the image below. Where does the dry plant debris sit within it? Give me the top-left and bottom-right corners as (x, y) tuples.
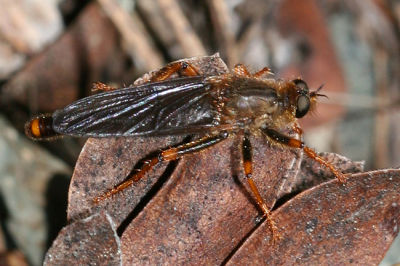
(43, 55), (399, 265)
(0, 0), (399, 264)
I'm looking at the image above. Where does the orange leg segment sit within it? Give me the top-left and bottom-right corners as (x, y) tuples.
(262, 128), (347, 183)
(92, 61), (199, 92)
(233, 63), (252, 77)
(150, 61), (200, 82)
(233, 64), (274, 78)
(292, 124), (303, 137)
(93, 132), (229, 203)
(92, 82), (117, 92)
(242, 135), (279, 241)
(253, 67), (274, 78)
(303, 147), (346, 182)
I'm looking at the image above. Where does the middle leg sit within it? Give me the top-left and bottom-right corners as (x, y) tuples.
(242, 134), (279, 240)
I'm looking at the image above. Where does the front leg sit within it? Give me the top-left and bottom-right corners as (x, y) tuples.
(262, 128), (346, 183)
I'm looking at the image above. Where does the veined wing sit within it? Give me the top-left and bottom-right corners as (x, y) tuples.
(52, 76), (219, 137)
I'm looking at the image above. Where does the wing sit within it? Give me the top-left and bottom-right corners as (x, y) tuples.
(52, 76), (221, 137)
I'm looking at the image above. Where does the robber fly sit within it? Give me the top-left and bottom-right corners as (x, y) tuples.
(25, 59), (345, 239)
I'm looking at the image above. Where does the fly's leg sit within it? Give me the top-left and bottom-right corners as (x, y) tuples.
(150, 61), (200, 82)
(92, 61), (199, 92)
(292, 124), (303, 137)
(242, 135), (280, 241)
(253, 67), (274, 78)
(262, 128), (346, 183)
(233, 63), (251, 77)
(233, 64), (273, 78)
(92, 82), (117, 92)
(93, 131), (229, 203)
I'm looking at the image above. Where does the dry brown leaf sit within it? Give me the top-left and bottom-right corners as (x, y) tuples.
(44, 212), (121, 265)
(228, 169), (400, 265)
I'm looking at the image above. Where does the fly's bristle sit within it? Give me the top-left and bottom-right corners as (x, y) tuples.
(25, 114), (60, 140)
(309, 96), (318, 112)
(309, 84), (326, 116)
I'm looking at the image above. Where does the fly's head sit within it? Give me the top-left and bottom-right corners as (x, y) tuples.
(286, 79), (326, 119)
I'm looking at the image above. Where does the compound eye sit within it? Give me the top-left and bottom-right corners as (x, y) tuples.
(293, 79), (309, 93)
(296, 94), (310, 118)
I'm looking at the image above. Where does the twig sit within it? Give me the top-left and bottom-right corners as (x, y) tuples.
(206, 0), (237, 67)
(97, 0), (164, 71)
(157, 0), (206, 57)
(136, 0), (184, 59)
(373, 49), (390, 168)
